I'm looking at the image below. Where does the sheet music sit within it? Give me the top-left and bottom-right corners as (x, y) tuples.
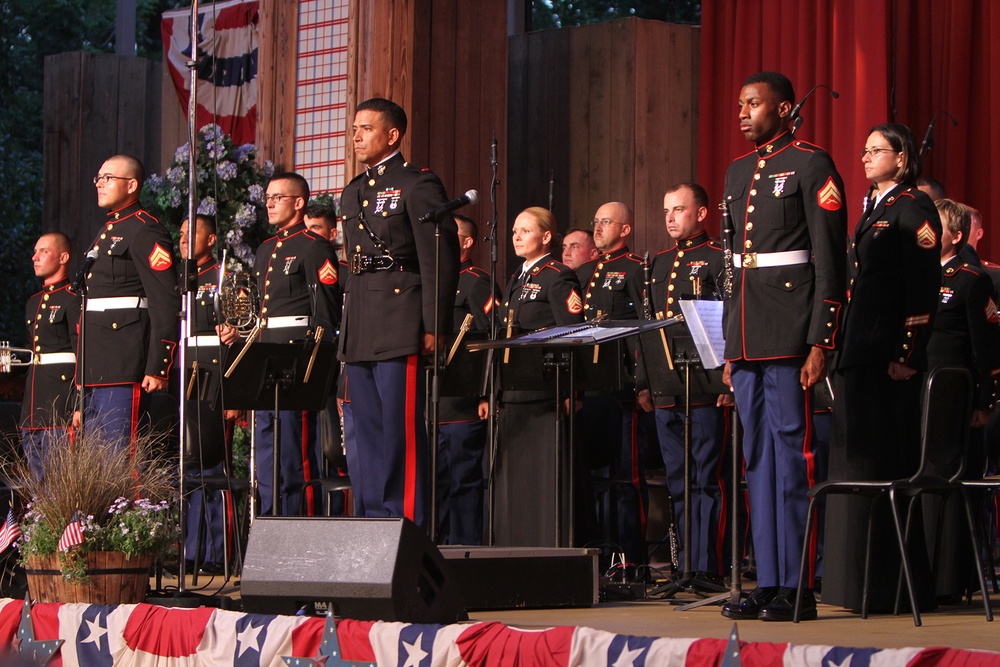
(678, 300), (725, 369)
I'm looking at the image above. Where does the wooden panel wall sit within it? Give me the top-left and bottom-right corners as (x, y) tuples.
(43, 52), (162, 271)
(257, 0), (299, 172)
(507, 19), (699, 274)
(343, 0), (508, 270)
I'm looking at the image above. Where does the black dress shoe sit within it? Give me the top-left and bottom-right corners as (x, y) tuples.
(721, 586), (779, 619)
(759, 587), (816, 622)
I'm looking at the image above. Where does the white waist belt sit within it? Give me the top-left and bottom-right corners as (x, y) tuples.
(87, 296), (148, 311)
(35, 352), (76, 366)
(733, 249), (810, 269)
(266, 315), (309, 329)
(187, 335), (221, 347)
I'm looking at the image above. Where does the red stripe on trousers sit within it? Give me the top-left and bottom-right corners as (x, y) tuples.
(301, 411), (316, 516)
(403, 355), (419, 522)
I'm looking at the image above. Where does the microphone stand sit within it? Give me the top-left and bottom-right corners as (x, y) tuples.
(485, 135), (500, 545)
(918, 111), (959, 160)
(176, 0), (200, 592)
(789, 84), (840, 135)
(429, 210), (443, 542)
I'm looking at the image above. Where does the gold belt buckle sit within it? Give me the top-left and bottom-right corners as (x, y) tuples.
(743, 252), (757, 269)
(32, 353), (41, 365)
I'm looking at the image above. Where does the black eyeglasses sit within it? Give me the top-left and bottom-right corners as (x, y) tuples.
(859, 147), (900, 158)
(93, 174), (133, 185)
(265, 194), (299, 204)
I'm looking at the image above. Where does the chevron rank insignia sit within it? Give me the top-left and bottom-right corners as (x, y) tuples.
(567, 290), (583, 314)
(916, 221), (937, 249)
(148, 243), (173, 271)
(817, 176), (843, 211)
(318, 259), (338, 285)
(986, 297), (999, 324)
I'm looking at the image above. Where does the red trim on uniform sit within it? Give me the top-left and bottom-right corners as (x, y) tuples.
(801, 388), (818, 584)
(403, 354), (419, 522)
(301, 410), (316, 516)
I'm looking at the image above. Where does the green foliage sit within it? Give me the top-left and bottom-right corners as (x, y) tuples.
(531, 0), (701, 29)
(142, 124), (274, 268)
(0, 0), (185, 344)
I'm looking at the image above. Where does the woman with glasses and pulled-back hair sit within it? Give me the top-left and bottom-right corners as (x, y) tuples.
(822, 122), (943, 614)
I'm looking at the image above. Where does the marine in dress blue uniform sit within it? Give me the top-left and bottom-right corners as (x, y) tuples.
(253, 173), (342, 517)
(719, 74), (847, 621)
(437, 218), (498, 544)
(924, 199), (1000, 600)
(338, 98), (460, 531)
(81, 155), (180, 451)
(179, 216), (229, 567)
(494, 207), (585, 547)
(824, 123), (942, 614)
(647, 183), (729, 576)
(575, 202), (647, 565)
(20, 233), (80, 477)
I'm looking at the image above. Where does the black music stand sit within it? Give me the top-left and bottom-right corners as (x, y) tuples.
(222, 341), (338, 517)
(470, 320), (665, 547)
(637, 301), (730, 604)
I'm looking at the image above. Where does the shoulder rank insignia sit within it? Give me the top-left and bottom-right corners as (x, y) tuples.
(148, 243), (173, 271)
(567, 290), (583, 314)
(318, 259), (338, 285)
(817, 177), (843, 211)
(916, 221), (937, 249)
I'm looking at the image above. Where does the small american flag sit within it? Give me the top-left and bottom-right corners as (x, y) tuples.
(57, 512), (84, 552)
(0, 509), (21, 553)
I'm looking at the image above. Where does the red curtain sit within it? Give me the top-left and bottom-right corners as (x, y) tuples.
(698, 0), (1000, 260)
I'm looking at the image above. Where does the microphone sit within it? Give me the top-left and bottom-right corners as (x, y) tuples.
(490, 136), (498, 168)
(419, 189), (480, 223)
(789, 84), (840, 134)
(919, 111), (959, 159)
(71, 247), (99, 292)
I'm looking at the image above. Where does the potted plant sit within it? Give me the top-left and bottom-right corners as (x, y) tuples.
(9, 427), (177, 604)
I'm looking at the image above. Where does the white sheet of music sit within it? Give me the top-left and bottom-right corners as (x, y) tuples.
(678, 300), (725, 369)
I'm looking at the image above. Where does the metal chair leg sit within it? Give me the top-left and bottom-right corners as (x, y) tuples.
(888, 488), (921, 626)
(794, 495), (818, 623)
(960, 487), (994, 621)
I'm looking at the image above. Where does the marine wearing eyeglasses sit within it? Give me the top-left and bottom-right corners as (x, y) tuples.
(76, 154), (181, 452)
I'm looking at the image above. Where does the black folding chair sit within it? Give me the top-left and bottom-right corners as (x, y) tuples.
(794, 366), (992, 625)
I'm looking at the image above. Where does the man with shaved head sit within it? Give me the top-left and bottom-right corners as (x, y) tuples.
(77, 153), (180, 450)
(576, 200), (648, 566)
(21, 232), (80, 476)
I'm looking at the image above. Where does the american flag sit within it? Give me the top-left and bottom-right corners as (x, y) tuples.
(57, 512), (84, 552)
(0, 600), (993, 667)
(161, 0), (260, 145)
(0, 509), (21, 553)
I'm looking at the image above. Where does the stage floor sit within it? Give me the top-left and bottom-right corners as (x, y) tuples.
(164, 572), (1000, 653)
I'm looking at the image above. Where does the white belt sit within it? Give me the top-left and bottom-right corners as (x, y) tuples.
(266, 315), (309, 329)
(733, 249), (810, 269)
(34, 352), (76, 366)
(187, 335), (221, 347)
(87, 296), (148, 311)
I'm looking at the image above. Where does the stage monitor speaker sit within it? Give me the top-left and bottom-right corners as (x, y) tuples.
(241, 517), (468, 623)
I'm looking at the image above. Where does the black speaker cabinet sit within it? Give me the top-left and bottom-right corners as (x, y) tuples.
(241, 517), (467, 623)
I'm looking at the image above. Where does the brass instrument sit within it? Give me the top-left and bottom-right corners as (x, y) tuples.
(216, 269), (262, 335)
(0, 342), (33, 373)
(217, 268), (264, 379)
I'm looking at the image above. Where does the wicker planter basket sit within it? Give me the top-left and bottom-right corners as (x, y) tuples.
(25, 551), (153, 604)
